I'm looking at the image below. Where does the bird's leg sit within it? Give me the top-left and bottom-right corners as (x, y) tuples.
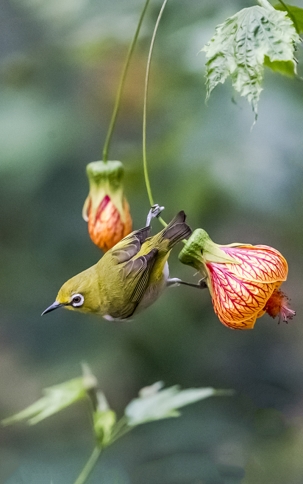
(146, 204), (165, 226)
(167, 277), (208, 289)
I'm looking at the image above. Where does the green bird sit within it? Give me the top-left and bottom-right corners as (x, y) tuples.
(42, 206), (200, 321)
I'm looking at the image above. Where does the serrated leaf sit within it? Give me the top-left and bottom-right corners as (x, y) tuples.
(125, 382), (227, 426)
(264, 56), (296, 77)
(2, 372), (97, 426)
(275, 4), (303, 33)
(202, 0), (300, 118)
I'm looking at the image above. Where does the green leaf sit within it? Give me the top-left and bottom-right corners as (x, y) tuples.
(202, 0), (300, 118)
(124, 382), (229, 427)
(264, 56), (296, 77)
(2, 371), (97, 426)
(275, 3), (303, 33)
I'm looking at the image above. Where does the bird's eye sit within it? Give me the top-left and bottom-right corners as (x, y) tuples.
(71, 293), (84, 307)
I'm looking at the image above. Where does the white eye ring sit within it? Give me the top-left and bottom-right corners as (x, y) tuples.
(71, 293), (84, 307)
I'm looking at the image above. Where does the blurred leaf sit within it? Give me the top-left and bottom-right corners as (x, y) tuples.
(125, 381), (227, 426)
(2, 370), (97, 426)
(202, 0), (300, 118)
(275, 3), (303, 33)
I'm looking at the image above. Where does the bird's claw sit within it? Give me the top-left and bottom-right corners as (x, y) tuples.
(146, 204), (165, 226)
(198, 278), (207, 289)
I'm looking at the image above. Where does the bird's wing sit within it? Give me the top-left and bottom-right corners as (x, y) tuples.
(110, 226), (151, 263)
(116, 248), (158, 319)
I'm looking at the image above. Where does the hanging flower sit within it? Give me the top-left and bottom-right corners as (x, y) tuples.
(179, 229), (295, 330)
(82, 160), (132, 252)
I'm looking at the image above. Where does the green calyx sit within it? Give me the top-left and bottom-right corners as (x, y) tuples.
(86, 160), (124, 190)
(178, 229), (239, 270)
(93, 409), (117, 446)
(82, 160), (126, 222)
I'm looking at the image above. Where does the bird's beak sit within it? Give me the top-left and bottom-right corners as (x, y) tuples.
(41, 301), (63, 316)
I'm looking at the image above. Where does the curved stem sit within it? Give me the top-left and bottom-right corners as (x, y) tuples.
(73, 446), (102, 484)
(143, 0), (169, 227)
(102, 0), (151, 162)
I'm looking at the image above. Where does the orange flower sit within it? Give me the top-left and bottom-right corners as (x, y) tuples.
(179, 229), (294, 330)
(82, 161), (132, 252)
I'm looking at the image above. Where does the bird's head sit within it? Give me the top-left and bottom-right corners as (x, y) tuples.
(42, 266), (101, 316)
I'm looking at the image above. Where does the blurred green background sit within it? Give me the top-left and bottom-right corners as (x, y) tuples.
(1, 0), (303, 482)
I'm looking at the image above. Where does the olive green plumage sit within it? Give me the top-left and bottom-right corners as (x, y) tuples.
(43, 211), (191, 320)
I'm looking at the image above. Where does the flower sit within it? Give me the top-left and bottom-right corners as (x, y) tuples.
(82, 160), (132, 252)
(179, 229), (294, 330)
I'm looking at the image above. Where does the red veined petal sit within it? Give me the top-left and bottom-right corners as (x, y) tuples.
(218, 314), (258, 330)
(88, 197), (132, 252)
(208, 261), (281, 325)
(220, 245), (288, 284)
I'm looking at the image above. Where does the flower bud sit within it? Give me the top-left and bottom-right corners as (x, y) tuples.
(179, 229), (294, 330)
(82, 160), (132, 252)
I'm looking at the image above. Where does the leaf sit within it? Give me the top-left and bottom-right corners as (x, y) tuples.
(2, 370), (97, 426)
(275, 3), (303, 33)
(264, 56), (296, 77)
(202, 0), (300, 118)
(124, 382), (229, 427)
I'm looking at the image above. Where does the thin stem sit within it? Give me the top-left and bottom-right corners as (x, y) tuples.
(109, 425), (132, 445)
(73, 420), (132, 484)
(109, 415), (128, 440)
(73, 446), (102, 484)
(143, 0), (169, 227)
(102, 0), (151, 162)
(277, 0), (300, 34)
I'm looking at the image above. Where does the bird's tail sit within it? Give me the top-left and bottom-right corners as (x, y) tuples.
(160, 211), (192, 249)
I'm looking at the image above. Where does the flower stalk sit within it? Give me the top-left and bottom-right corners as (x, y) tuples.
(102, 0), (151, 162)
(143, 0), (169, 227)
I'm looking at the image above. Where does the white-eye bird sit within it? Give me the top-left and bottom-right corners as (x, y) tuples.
(42, 206), (199, 321)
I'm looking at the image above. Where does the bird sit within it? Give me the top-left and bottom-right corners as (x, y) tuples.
(42, 205), (201, 321)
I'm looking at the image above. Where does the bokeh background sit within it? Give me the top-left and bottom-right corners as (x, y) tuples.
(1, 0), (303, 482)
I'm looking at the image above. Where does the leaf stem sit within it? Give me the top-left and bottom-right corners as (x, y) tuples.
(143, 0), (169, 227)
(109, 425), (132, 445)
(109, 415), (128, 440)
(73, 446), (102, 484)
(73, 419), (132, 484)
(102, 0), (151, 162)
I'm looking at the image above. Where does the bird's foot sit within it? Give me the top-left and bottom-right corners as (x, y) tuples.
(146, 204), (165, 226)
(167, 277), (207, 289)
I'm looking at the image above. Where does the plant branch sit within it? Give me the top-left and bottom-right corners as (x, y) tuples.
(73, 418), (132, 484)
(143, 0), (169, 227)
(102, 0), (151, 162)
